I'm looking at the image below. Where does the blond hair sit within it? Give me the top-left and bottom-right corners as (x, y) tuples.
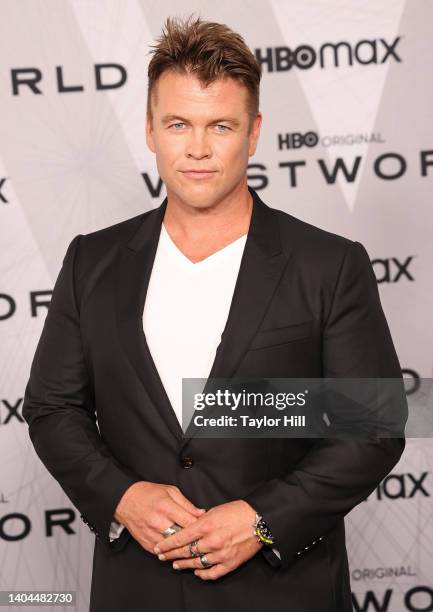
(147, 14), (261, 132)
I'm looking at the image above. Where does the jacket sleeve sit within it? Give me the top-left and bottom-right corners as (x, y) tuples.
(243, 240), (407, 570)
(22, 234), (142, 548)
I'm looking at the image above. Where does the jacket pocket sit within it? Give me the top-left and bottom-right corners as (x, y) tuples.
(249, 320), (313, 350)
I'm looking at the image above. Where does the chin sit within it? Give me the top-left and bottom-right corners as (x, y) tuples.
(184, 197), (217, 211)
(175, 186), (221, 208)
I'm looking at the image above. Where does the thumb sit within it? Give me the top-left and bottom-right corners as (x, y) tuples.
(168, 489), (206, 516)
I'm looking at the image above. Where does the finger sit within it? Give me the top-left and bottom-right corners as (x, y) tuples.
(164, 502), (204, 531)
(194, 563), (228, 580)
(158, 537), (214, 561)
(154, 521), (203, 553)
(157, 544), (193, 561)
(172, 551), (220, 571)
(167, 489), (206, 517)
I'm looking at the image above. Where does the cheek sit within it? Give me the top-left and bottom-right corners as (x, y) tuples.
(216, 141), (248, 168)
(155, 137), (181, 165)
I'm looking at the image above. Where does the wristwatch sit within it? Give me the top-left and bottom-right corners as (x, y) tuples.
(253, 511), (275, 546)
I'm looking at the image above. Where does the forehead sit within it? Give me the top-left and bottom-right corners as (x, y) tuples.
(152, 70), (249, 117)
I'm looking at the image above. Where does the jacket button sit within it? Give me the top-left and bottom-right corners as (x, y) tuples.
(181, 455), (194, 469)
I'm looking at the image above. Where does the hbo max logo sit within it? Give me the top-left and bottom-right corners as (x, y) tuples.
(255, 37), (402, 71)
(278, 131), (319, 150)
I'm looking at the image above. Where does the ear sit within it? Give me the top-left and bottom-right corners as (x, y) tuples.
(146, 112), (156, 153)
(248, 113), (262, 157)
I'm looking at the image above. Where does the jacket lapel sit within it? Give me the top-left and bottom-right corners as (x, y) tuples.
(115, 197), (185, 442)
(115, 186), (291, 447)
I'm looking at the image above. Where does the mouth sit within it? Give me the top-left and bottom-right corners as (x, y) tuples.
(180, 170), (218, 180)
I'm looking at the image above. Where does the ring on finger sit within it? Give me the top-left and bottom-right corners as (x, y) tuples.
(162, 523), (182, 538)
(199, 554), (212, 568)
(189, 540), (201, 557)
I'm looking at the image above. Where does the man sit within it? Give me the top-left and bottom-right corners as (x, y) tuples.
(22, 15), (406, 612)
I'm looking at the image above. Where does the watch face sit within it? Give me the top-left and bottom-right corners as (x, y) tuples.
(258, 519), (274, 544)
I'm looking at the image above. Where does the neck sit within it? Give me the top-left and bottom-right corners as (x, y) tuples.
(162, 182), (253, 246)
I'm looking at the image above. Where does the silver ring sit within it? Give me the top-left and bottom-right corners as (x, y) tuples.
(199, 554), (211, 568)
(189, 540), (201, 557)
(162, 523), (182, 537)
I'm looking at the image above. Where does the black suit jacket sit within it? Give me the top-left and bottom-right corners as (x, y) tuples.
(22, 186), (406, 612)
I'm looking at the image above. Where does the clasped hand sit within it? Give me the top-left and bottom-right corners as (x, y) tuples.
(153, 499), (263, 580)
(113, 481), (263, 581)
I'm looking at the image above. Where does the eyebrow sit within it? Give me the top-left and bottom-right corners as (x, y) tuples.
(161, 114), (241, 128)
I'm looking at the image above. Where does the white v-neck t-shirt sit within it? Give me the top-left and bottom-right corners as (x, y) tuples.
(110, 222), (281, 560)
(142, 222), (247, 426)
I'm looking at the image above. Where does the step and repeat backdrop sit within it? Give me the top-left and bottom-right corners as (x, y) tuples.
(1, 1), (432, 610)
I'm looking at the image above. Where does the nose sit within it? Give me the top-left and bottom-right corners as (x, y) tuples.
(185, 128), (211, 159)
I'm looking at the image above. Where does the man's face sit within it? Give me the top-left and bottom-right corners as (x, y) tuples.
(146, 70), (262, 209)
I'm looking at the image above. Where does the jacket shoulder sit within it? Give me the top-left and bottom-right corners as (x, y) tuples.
(272, 205), (360, 264)
(273, 206), (353, 252)
(74, 208), (156, 269)
(63, 209), (158, 295)
(269, 205), (366, 284)
(81, 210), (149, 248)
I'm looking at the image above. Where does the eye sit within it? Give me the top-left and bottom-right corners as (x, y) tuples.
(215, 124), (230, 132)
(167, 122), (231, 132)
